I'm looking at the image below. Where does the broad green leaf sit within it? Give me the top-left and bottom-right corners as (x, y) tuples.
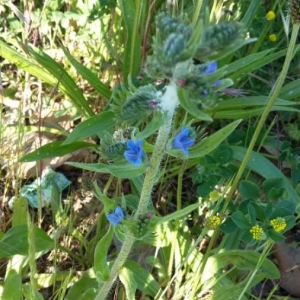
(279, 79), (300, 100)
(239, 181), (259, 200)
(94, 225), (114, 282)
(63, 111), (116, 144)
(232, 146), (300, 206)
(66, 162), (147, 178)
(177, 87), (213, 121)
(0, 225), (54, 258)
(119, 267), (137, 300)
(124, 260), (166, 299)
(231, 211), (251, 229)
(65, 269), (98, 300)
(28, 46), (94, 117)
(157, 203), (200, 224)
(0, 40), (57, 87)
(61, 44), (111, 99)
(202, 249), (280, 284)
(136, 113), (166, 140)
(20, 141), (96, 162)
(2, 270), (22, 300)
(118, 0), (145, 79)
(185, 119), (241, 159)
(12, 197), (28, 226)
(206, 97), (300, 119)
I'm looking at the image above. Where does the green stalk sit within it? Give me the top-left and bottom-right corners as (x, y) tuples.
(191, 22), (300, 299)
(94, 83), (178, 299)
(226, 23), (300, 206)
(237, 240), (274, 300)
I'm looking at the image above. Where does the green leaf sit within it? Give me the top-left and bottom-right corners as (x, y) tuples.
(247, 204), (256, 224)
(267, 229), (285, 242)
(239, 180), (259, 200)
(123, 260), (166, 299)
(280, 79), (300, 100)
(157, 203), (200, 224)
(61, 44), (111, 99)
(66, 269), (98, 300)
(202, 249), (280, 284)
(231, 211), (251, 229)
(187, 120), (241, 159)
(2, 270), (22, 300)
(20, 141), (96, 162)
(177, 87), (213, 121)
(12, 197), (28, 226)
(63, 111), (116, 144)
(206, 96), (299, 119)
(66, 162), (147, 178)
(0, 225), (54, 258)
(232, 146), (300, 205)
(94, 225), (114, 282)
(118, 0), (145, 79)
(119, 267), (137, 300)
(28, 45), (94, 117)
(263, 178), (285, 199)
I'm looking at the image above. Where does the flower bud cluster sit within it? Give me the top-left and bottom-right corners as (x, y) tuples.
(195, 22), (243, 59)
(120, 85), (161, 122)
(291, 0), (300, 24)
(146, 14), (193, 78)
(133, 212), (153, 238)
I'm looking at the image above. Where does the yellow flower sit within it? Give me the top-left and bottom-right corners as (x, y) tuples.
(250, 225), (266, 241)
(266, 11), (276, 21)
(205, 216), (221, 229)
(270, 217), (286, 232)
(269, 34), (277, 42)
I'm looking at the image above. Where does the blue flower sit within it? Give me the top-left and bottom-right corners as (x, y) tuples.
(107, 207), (125, 227)
(124, 140), (145, 166)
(203, 61), (221, 87)
(172, 128), (195, 157)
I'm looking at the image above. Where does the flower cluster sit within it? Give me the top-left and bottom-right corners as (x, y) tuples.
(270, 217), (286, 232)
(249, 225), (267, 241)
(205, 216), (221, 230)
(266, 11), (276, 21)
(269, 34), (277, 42)
(107, 207), (125, 227)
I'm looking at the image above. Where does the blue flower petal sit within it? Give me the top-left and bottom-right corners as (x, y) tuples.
(203, 61), (217, 75)
(173, 127), (195, 157)
(115, 206), (125, 219)
(124, 140), (145, 166)
(107, 207), (125, 227)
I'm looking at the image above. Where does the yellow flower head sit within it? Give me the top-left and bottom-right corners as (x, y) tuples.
(270, 217), (286, 232)
(266, 11), (276, 21)
(250, 225), (266, 241)
(205, 216), (221, 230)
(269, 34), (277, 42)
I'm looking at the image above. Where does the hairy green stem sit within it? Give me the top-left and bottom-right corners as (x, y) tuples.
(94, 83), (178, 299)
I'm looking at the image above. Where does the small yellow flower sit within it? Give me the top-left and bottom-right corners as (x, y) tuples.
(270, 217), (286, 232)
(269, 34), (277, 42)
(205, 216), (221, 229)
(266, 11), (276, 21)
(250, 225), (267, 241)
